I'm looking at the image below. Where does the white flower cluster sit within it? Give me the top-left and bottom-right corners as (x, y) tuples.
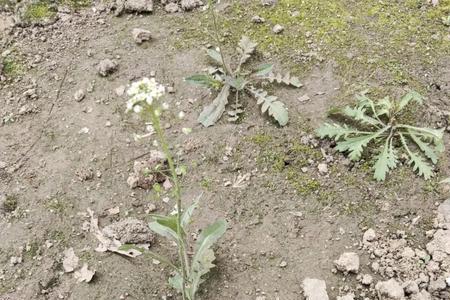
(126, 78), (165, 113)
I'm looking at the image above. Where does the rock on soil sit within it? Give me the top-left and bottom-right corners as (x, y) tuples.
(363, 228), (376, 243)
(375, 279), (405, 299)
(121, 0), (153, 13)
(337, 293), (355, 300)
(127, 150), (167, 189)
(334, 252), (360, 273)
(272, 24), (284, 34)
(132, 28), (152, 44)
(180, 0), (203, 11)
(165, 3), (179, 13)
(102, 218), (155, 244)
(97, 59), (118, 77)
(302, 278), (329, 300)
(74, 89), (85, 102)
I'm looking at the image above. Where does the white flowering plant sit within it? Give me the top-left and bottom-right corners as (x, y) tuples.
(122, 78), (227, 300)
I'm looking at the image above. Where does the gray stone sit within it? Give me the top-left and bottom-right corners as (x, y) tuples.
(375, 279), (405, 299)
(363, 228), (376, 242)
(410, 290), (431, 300)
(272, 24), (284, 34)
(428, 277), (446, 293)
(74, 89), (85, 102)
(334, 252), (360, 273)
(337, 293), (354, 300)
(165, 2), (179, 13)
(302, 278), (329, 300)
(97, 59), (118, 77)
(125, 0), (153, 12)
(132, 28), (152, 44)
(437, 199), (450, 225)
(426, 229), (450, 254)
(261, 0), (277, 6)
(180, 0), (202, 11)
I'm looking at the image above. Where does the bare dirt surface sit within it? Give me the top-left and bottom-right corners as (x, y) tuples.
(1, 1), (450, 300)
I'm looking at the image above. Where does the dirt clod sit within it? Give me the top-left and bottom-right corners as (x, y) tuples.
(132, 28), (152, 44)
(302, 278), (329, 300)
(334, 252), (359, 274)
(102, 218), (155, 245)
(97, 59), (118, 77)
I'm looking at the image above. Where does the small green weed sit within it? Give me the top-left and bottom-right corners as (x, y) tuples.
(317, 91), (444, 181)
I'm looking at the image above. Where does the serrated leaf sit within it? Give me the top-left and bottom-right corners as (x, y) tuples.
(373, 139), (398, 181)
(408, 130), (439, 164)
(400, 133), (434, 179)
(341, 106), (383, 127)
(316, 123), (362, 140)
(198, 85), (231, 127)
(408, 151), (434, 180)
(189, 220), (227, 299)
(397, 90), (423, 112)
(335, 128), (388, 161)
(265, 72), (302, 88)
(253, 63), (274, 76)
(224, 76), (247, 91)
(237, 36), (257, 67)
(248, 87), (289, 126)
(206, 48), (224, 65)
(185, 74), (222, 90)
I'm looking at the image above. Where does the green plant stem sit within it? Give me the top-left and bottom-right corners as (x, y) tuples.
(208, 0), (232, 76)
(149, 108), (190, 300)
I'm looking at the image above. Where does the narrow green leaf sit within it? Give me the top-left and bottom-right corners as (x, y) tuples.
(341, 106), (383, 127)
(193, 220), (227, 263)
(185, 74), (222, 89)
(148, 221), (179, 242)
(181, 199), (199, 229)
(400, 133), (434, 179)
(224, 76), (247, 91)
(253, 63), (274, 76)
(198, 85), (231, 127)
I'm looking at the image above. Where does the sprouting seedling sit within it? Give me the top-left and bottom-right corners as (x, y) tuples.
(121, 78), (227, 300)
(185, 3), (301, 127)
(317, 91), (445, 181)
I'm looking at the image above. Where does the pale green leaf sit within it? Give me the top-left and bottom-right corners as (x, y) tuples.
(181, 199), (199, 229)
(237, 36), (257, 66)
(407, 151), (434, 180)
(198, 85), (231, 127)
(248, 87), (289, 126)
(341, 106), (383, 127)
(224, 76), (247, 91)
(206, 48), (224, 65)
(253, 63), (274, 76)
(168, 272), (183, 293)
(148, 221), (179, 242)
(316, 123), (363, 140)
(397, 91), (423, 112)
(335, 128), (388, 161)
(408, 130), (439, 164)
(373, 139), (398, 181)
(185, 74), (222, 89)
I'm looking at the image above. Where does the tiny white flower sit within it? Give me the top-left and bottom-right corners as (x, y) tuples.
(162, 102), (170, 110)
(182, 127), (192, 135)
(133, 105), (143, 113)
(152, 140), (159, 147)
(178, 111), (185, 119)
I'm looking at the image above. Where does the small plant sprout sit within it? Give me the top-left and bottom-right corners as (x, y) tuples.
(122, 77), (227, 300)
(317, 91), (445, 181)
(185, 3), (301, 127)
